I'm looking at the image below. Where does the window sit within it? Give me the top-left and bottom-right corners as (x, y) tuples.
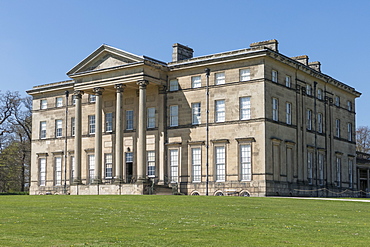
(70, 156), (75, 181)
(147, 151), (155, 177)
(215, 100), (225, 122)
(286, 102), (292, 125)
(40, 99), (47, 109)
(192, 103), (201, 125)
(147, 107), (155, 128)
(335, 96), (340, 107)
(89, 115), (95, 134)
(347, 123), (352, 141)
(317, 89), (323, 100)
(191, 76), (201, 88)
(126, 110), (134, 130)
(56, 97), (63, 107)
(71, 117), (75, 136)
(170, 105), (178, 127)
(39, 158), (46, 186)
(105, 112), (113, 132)
(55, 119), (62, 138)
(105, 153), (113, 179)
(318, 153), (324, 185)
(348, 159), (353, 188)
(88, 155), (95, 184)
(306, 84), (312, 96)
(240, 69), (250, 82)
(215, 72), (225, 85)
(347, 101), (352, 111)
(307, 109), (312, 130)
(72, 95), (76, 105)
(285, 76), (291, 88)
(215, 146), (226, 181)
(40, 121), (47, 139)
(169, 149), (179, 183)
(169, 79), (179, 91)
(272, 70), (278, 83)
(240, 144), (251, 181)
(240, 97), (251, 120)
(89, 94), (96, 103)
(336, 157), (341, 187)
(192, 148), (201, 182)
(335, 119), (340, 138)
(318, 113), (323, 133)
(272, 98), (279, 121)
(55, 157), (62, 186)
(307, 151), (313, 184)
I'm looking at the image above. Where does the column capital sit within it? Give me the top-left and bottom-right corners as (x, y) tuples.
(93, 87), (105, 95)
(73, 90), (84, 98)
(114, 84), (126, 93)
(137, 80), (149, 89)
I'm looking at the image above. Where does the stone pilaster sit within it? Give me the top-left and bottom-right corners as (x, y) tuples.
(137, 80), (149, 182)
(158, 85), (166, 184)
(73, 90), (84, 184)
(92, 87), (104, 184)
(114, 84), (125, 183)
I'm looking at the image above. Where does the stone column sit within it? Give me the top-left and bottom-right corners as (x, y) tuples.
(137, 80), (149, 181)
(114, 84), (125, 183)
(93, 87), (104, 184)
(73, 90), (84, 184)
(158, 85), (166, 185)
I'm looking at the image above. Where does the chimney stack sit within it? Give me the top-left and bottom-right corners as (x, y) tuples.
(291, 55), (309, 66)
(172, 43), (194, 62)
(250, 39), (279, 52)
(308, 61), (321, 72)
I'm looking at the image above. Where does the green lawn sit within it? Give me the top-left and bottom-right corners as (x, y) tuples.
(0, 196), (369, 246)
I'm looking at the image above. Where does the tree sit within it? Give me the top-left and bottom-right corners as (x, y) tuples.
(356, 126), (370, 153)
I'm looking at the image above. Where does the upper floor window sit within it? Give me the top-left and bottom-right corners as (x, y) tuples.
(192, 103), (201, 125)
(40, 121), (46, 139)
(72, 95), (76, 105)
(40, 99), (47, 110)
(335, 96), (340, 107)
(191, 76), (201, 88)
(307, 109), (312, 130)
(286, 102), (292, 125)
(215, 72), (225, 85)
(317, 113), (323, 133)
(56, 97), (63, 107)
(126, 110), (134, 130)
(272, 98), (279, 121)
(89, 94), (96, 103)
(240, 69), (250, 82)
(169, 79), (179, 91)
(306, 84), (312, 96)
(317, 88), (323, 100)
(347, 123), (352, 141)
(89, 115), (96, 134)
(71, 117), (75, 136)
(105, 112), (113, 132)
(147, 107), (156, 128)
(170, 105), (178, 127)
(215, 100), (225, 122)
(347, 101), (352, 111)
(55, 119), (63, 138)
(240, 97), (251, 120)
(335, 119), (340, 137)
(272, 70), (278, 83)
(285, 76), (291, 88)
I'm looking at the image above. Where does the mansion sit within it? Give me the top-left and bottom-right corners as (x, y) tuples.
(27, 39), (361, 196)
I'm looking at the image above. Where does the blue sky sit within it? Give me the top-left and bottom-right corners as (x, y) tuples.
(1, 0), (370, 126)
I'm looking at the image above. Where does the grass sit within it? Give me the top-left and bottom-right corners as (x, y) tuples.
(0, 196), (370, 246)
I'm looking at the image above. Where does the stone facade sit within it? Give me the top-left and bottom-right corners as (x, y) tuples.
(27, 39), (361, 196)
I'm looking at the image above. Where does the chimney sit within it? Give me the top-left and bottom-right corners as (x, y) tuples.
(308, 61), (321, 72)
(172, 43), (194, 62)
(250, 39), (279, 52)
(291, 55), (309, 66)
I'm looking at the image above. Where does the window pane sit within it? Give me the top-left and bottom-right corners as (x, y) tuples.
(105, 154), (113, 179)
(89, 155), (95, 184)
(89, 115), (95, 134)
(126, 110), (134, 130)
(192, 103), (201, 124)
(147, 151), (155, 177)
(40, 158), (46, 186)
(240, 144), (251, 181)
(147, 107), (155, 128)
(215, 146), (225, 181)
(169, 79), (179, 91)
(170, 149), (179, 183)
(106, 113), (113, 132)
(240, 97), (251, 120)
(192, 76), (201, 88)
(215, 72), (225, 85)
(240, 69), (250, 81)
(56, 97), (63, 107)
(170, 105), (178, 127)
(55, 157), (62, 186)
(192, 148), (201, 182)
(215, 100), (225, 122)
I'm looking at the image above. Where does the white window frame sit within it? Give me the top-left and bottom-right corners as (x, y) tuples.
(88, 154), (95, 184)
(348, 158), (353, 188)
(40, 121), (47, 139)
(318, 153), (324, 185)
(240, 97), (251, 120)
(317, 89), (323, 100)
(240, 69), (250, 82)
(240, 144), (251, 181)
(336, 157), (341, 187)
(40, 99), (47, 110)
(55, 119), (63, 138)
(285, 75), (291, 88)
(192, 147), (201, 182)
(318, 113), (323, 133)
(191, 76), (201, 88)
(105, 112), (113, 132)
(147, 151), (155, 178)
(147, 107), (156, 129)
(71, 117), (75, 136)
(169, 149), (179, 183)
(335, 96), (340, 107)
(39, 158), (46, 186)
(89, 115), (95, 134)
(89, 94), (96, 103)
(347, 123), (352, 141)
(170, 105), (178, 127)
(306, 84), (312, 96)
(70, 156), (75, 181)
(72, 95), (76, 105)
(56, 97), (63, 107)
(215, 100), (225, 123)
(192, 103), (201, 125)
(105, 153), (113, 179)
(272, 70), (278, 83)
(286, 102), (292, 125)
(55, 157), (62, 186)
(307, 109), (312, 130)
(272, 98), (279, 121)
(307, 151), (313, 185)
(169, 79), (179, 91)
(335, 119), (340, 138)
(126, 110), (134, 130)
(215, 72), (225, 85)
(347, 101), (352, 111)
(215, 146), (226, 182)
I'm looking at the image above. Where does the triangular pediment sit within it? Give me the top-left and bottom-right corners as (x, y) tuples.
(67, 44), (144, 76)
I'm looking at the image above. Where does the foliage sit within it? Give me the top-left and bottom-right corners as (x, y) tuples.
(0, 196), (370, 246)
(357, 126), (370, 153)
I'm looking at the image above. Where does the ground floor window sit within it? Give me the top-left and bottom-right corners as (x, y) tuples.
(169, 149), (179, 183)
(39, 158), (46, 186)
(215, 146), (225, 181)
(240, 144), (251, 181)
(336, 157), (341, 187)
(348, 158), (353, 188)
(105, 153), (113, 179)
(192, 148), (201, 182)
(318, 153), (324, 185)
(55, 157), (62, 186)
(307, 151), (313, 184)
(147, 151), (155, 177)
(88, 155), (95, 184)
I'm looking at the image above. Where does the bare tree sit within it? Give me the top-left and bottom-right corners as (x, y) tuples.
(356, 126), (370, 153)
